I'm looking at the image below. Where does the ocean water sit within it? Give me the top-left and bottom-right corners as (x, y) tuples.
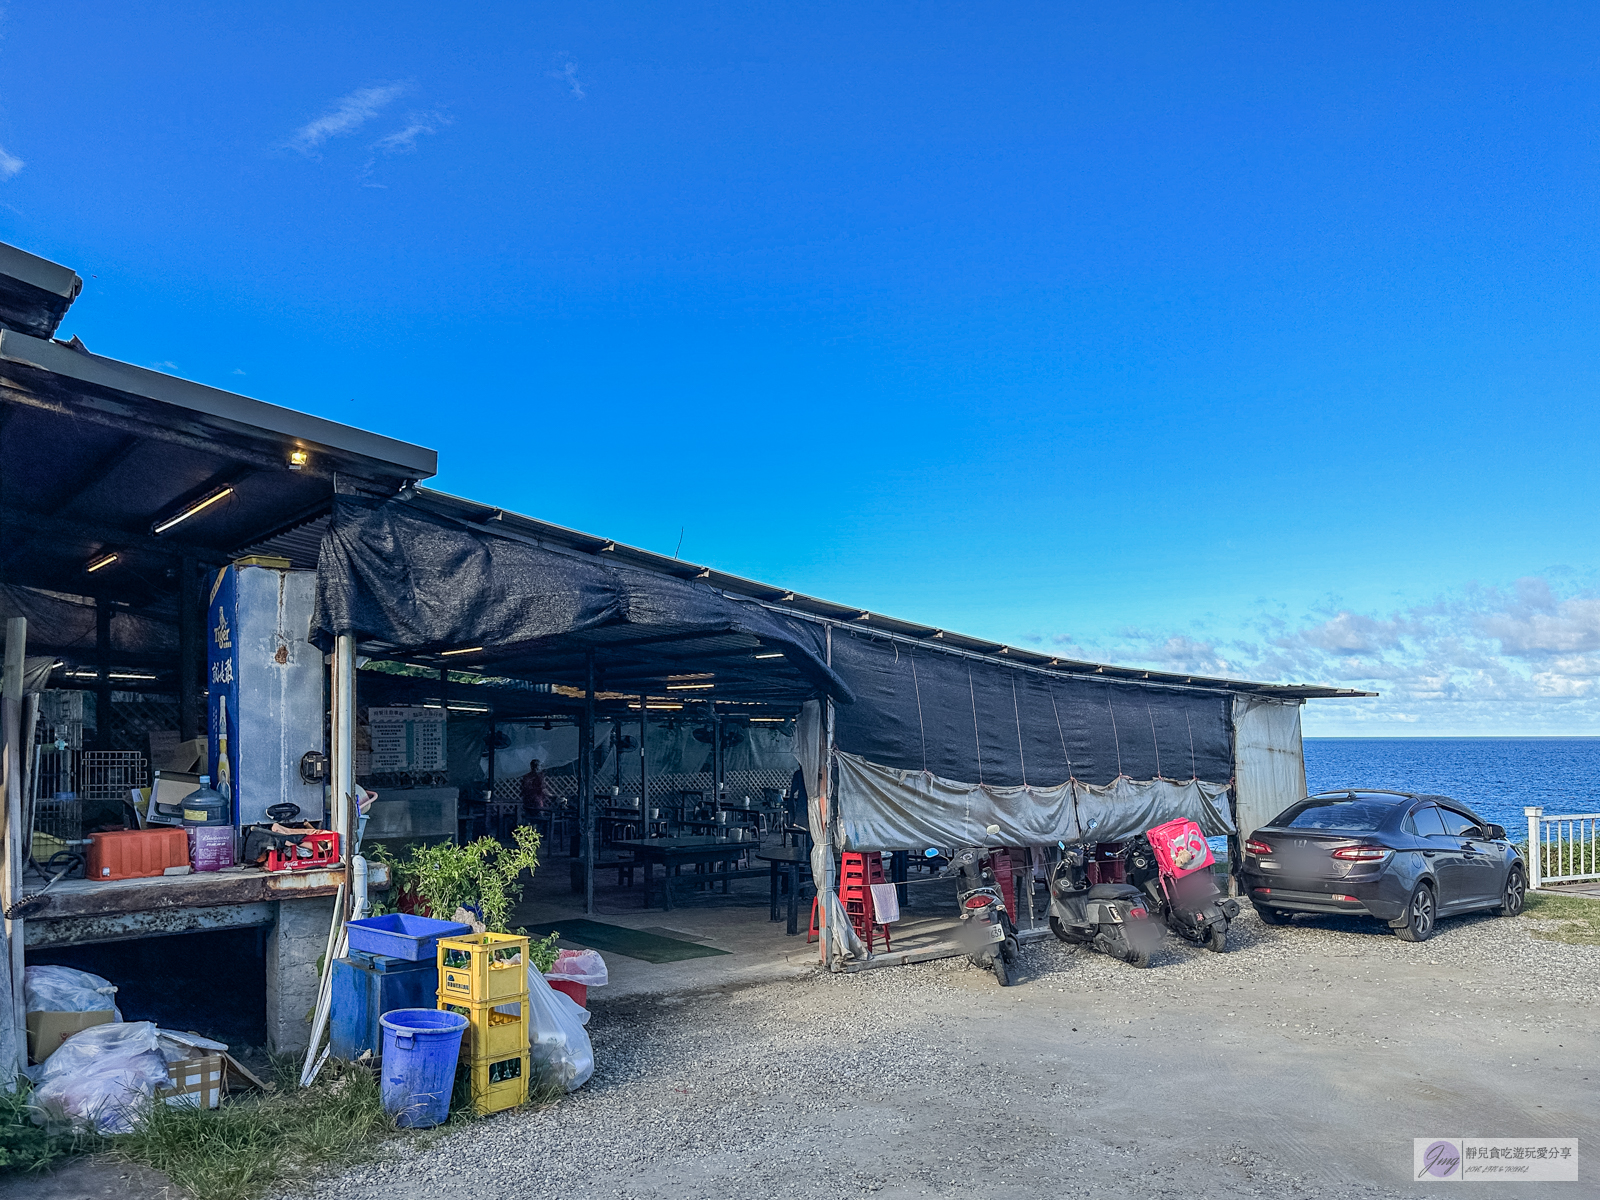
(1302, 738), (1600, 834)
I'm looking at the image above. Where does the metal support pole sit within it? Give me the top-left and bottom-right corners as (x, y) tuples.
(178, 557), (203, 741)
(486, 721), (497, 801)
(1526, 807), (1543, 891)
(639, 694), (649, 835)
(710, 699), (722, 804)
(94, 599), (111, 749)
(582, 651), (596, 915)
(331, 634), (356, 867)
(819, 626), (836, 968)
(3, 619), (27, 1069)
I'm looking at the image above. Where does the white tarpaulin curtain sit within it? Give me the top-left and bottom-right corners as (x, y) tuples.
(1232, 697), (1307, 841)
(831, 751), (1234, 851)
(796, 701), (864, 963)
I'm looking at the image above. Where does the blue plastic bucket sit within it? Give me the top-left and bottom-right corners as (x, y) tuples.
(379, 1008), (468, 1127)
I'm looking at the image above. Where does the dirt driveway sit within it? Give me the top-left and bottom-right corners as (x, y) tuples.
(294, 904), (1598, 1200)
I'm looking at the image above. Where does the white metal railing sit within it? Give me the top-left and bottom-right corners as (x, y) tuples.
(1525, 807), (1600, 888)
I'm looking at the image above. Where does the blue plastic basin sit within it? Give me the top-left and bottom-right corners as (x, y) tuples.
(346, 913), (472, 961)
(379, 1008), (468, 1128)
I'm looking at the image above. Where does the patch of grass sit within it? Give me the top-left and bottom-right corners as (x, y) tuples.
(113, 1059), (393, 1200)
(111, 1053), (568, 1200)
(0, 1083), (98, 1175)
(1521, 891), (1600, 945)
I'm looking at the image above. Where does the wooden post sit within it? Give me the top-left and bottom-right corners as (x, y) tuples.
(582, 651), (596, 916)
(3, 618), (27, 1067)
(710, 699), (722, 804)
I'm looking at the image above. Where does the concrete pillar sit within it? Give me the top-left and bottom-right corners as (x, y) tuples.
(265, 895), (336, 1054)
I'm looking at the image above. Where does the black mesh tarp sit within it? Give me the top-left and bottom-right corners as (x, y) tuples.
(312, 497), (851, 702)
(828, 630), (1233, 787)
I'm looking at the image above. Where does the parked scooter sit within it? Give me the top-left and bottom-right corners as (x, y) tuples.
(937, 844), (1021, 987)
(1123, 820), (1240, 953)
(1047, 841), (1165, 967)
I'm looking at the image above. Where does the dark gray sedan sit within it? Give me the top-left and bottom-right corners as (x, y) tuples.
(1239, 790), (1526, 942)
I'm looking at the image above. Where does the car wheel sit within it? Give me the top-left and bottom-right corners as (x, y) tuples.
(1494, 866), (1526, 917)
(1393, 882), (1436, 942)
(1207, 924), (1227, 953)
(1253, 904), (1290, 925)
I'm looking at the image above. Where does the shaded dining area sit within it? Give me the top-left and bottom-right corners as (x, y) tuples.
(313, 486), (1364, 982)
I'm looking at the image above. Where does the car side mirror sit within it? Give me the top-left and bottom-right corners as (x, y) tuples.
(1484, 823), (1506, 840)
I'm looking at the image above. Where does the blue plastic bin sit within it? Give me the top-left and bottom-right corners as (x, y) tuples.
(380, 1008), (469, 1128)
(346, 913), (472, 961)
(330, 951), (439, 1061)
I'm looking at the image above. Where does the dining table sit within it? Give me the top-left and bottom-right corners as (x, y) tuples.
(609, 835), (759, 911)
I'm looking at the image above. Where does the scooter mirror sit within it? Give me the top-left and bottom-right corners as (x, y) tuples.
(1057, 841), (1066, 850)
(984, 824), (1000, 836)
(1086, 818), (1099, 831)
(923, 847), (940, 858)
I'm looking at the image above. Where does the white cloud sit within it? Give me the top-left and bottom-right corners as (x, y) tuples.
(288, 83), (408, 153)
(1033, 576), (1600, 734)
(551, 61), (585, 99)
(0, 143), (22, 180)
(371, 111), (450, 156)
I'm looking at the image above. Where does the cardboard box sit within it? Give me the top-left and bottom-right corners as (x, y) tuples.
(26, 1009), (114, 1064)
(158, 1050), (224, 1109)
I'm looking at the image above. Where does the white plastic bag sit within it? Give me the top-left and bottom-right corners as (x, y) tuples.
(29, 1021), (170, 1134)
(24, 965), (122, 1017)
(525, 966), (594, 1091)
(545, 947), (608, 988)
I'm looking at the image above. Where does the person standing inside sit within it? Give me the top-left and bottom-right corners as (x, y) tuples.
(520, 758), (549, 822)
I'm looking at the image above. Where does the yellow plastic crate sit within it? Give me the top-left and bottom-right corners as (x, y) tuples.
(436, 932), (528, 1004)
(441, 997), (529, 1061)
(464, 1051), (529, 1116)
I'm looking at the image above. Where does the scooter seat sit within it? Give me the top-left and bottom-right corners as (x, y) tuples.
(1087, 883), (1143, 900)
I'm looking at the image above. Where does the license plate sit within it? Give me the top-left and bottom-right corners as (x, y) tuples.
(985, 922), (1006, 943)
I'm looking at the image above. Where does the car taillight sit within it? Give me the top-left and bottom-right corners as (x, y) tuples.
(1245, 839), (1273, 856)
(1331, 846), (1390, 861)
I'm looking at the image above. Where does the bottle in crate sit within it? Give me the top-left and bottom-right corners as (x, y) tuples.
(466, 1051), (530, 1115)
(439, 996), (529, 1062)
(436, 932), (529, 1005)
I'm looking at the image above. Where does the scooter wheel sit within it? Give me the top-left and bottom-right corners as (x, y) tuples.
(992, 955), (1011, 987)
(1001, 936), (1019, 965)
(1208, 925), (1227, 953)
(1125, 946), (1152, 968)
(1048, 915), (1075, 943)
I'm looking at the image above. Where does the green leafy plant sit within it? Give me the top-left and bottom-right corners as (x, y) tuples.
(374, 826), (541, 933)
(529, 930), (561, 973)
(0, 1083), (94, 1174)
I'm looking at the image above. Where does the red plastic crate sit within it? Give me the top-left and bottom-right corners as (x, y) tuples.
(264, 830), (340, 872)
(87, 828), (189, 880)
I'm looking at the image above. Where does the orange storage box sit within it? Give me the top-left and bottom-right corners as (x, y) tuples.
(87, 828), (189, 880)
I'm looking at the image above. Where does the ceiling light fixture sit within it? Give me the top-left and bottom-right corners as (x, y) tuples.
(288, 448), (309, 470)
(86, 552), (119, 573)
(665, 683), (714, 691)
(628, 702), (683, 711)
(109, 671), (158, 682)
(754, 652), (784, 660)
(152, 486), (234, 534)
(440, 646), (484, 657)
(749, 717), (787, 723)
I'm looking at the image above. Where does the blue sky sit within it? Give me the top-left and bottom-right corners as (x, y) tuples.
(2, 4), (1598, 734)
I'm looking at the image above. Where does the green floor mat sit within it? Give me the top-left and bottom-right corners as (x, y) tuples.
(540, 919), (731, 963)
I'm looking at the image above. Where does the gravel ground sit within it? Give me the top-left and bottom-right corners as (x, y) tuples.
(286, 905), (1600, 1200)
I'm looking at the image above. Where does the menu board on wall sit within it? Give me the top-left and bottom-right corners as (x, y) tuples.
(366, 706), (448, 773)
